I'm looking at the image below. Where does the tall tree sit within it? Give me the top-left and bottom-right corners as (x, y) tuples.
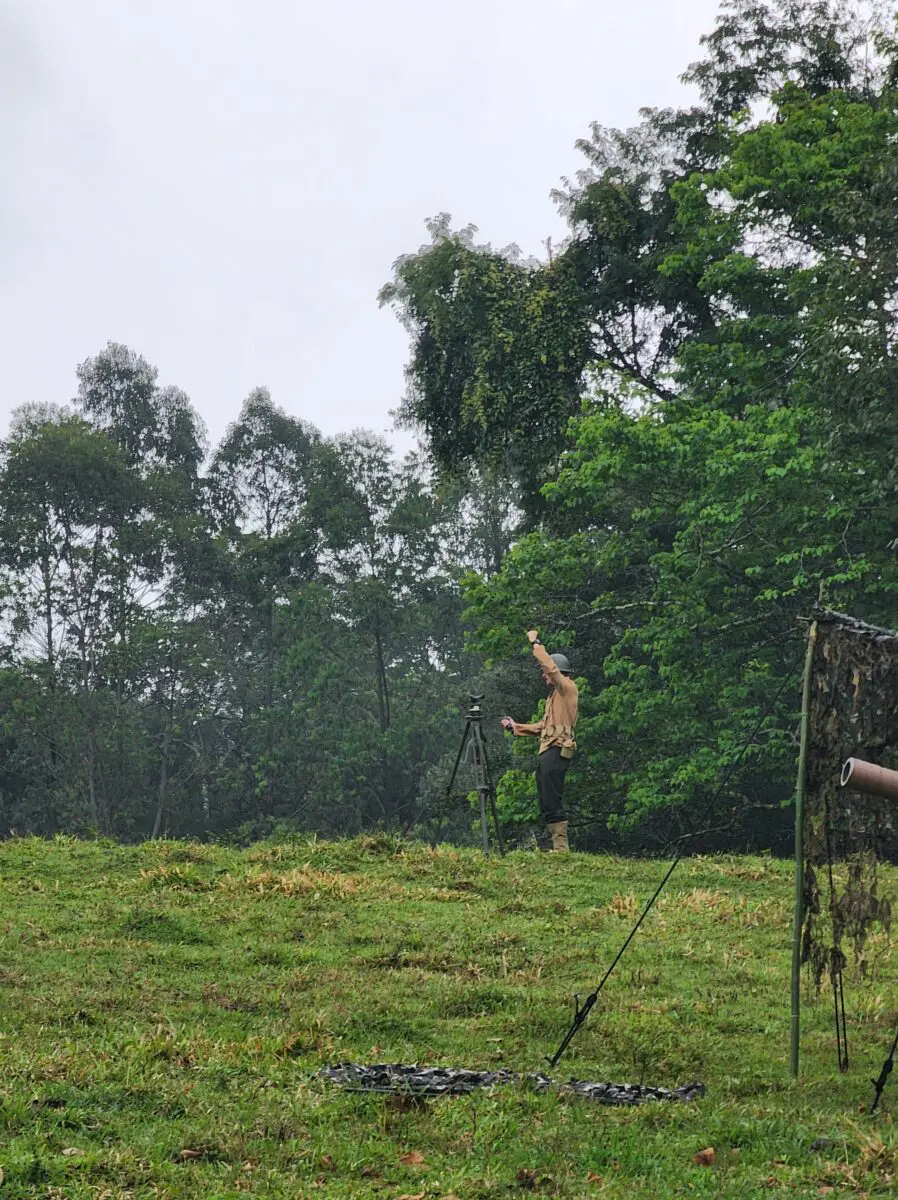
(72, 345), (208, 829)
(379, 216), (592, 511)
(0, 414), (135, 829)
(205, 390), (321, 821)
(0, 345), (209, 836)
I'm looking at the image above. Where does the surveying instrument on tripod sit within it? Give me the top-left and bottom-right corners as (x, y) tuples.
(445, 694), (505, 857)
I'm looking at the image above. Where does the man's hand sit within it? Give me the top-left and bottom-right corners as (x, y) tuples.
(501, 716), (516, 732)
(527, 629), (540, 644)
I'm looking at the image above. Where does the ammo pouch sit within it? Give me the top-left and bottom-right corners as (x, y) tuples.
(545, 723), (576, 760)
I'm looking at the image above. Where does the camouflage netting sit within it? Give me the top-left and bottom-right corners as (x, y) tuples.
(321, 1063), (705, 1106)
(802, 611), (898, 989)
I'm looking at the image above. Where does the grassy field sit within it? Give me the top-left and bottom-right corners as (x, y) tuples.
(0, 835), (896, 1198)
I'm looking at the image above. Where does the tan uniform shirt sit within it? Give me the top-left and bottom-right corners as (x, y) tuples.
(514, 642), (579, 756)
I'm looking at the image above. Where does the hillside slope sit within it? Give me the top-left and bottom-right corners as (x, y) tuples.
(0, 836), (895, 1197)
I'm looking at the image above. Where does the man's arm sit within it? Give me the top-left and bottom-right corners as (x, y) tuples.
(500, 630), (562, 738)
(527, 629), (566, 688)
(525, 628), (576, 696)
(513, 720), (545, 737)
(501, 716), (544, 737)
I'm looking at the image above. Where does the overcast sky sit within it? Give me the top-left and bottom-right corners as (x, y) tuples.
(2, 0), (721, 454)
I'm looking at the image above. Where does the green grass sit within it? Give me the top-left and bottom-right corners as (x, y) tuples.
(0, 834), (896, 1197)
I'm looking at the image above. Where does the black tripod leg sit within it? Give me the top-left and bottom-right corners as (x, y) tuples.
(445, 721), (471, 798)
(472, 723), (504, 857)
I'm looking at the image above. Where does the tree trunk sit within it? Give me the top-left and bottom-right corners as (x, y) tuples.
(151, 725), (171, 839)
(40, 545), (60, 834)
(374, 629), (390, 733)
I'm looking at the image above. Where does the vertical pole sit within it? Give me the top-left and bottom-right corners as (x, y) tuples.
(791, 620), (818, 1079)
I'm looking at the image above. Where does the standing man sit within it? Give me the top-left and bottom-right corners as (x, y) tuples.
(501, 630), (578, 851)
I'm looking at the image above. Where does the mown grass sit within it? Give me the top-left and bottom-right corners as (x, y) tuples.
(0, 834), (896, 1197)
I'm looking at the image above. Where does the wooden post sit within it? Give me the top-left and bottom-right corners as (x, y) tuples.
(790, 620), (817, 1078)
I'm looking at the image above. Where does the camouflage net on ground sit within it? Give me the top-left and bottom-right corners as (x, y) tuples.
(321, 1063), (705, 1106)
(803, 610), (898, 988)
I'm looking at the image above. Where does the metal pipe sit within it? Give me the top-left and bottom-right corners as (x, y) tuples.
(841, 758), (898, 801)
(791, 620), (817, 1079)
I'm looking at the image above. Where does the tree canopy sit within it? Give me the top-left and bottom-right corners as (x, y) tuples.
(383, 0), (898, 846)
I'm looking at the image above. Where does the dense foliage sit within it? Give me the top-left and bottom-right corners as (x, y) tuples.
(5, 1), (898, 849)
(383, 0), (898, 849)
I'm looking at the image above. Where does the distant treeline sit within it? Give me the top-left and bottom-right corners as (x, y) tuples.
(4, 2), (898, 853)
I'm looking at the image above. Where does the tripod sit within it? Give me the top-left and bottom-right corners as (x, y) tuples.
(445, 695), (505, 856)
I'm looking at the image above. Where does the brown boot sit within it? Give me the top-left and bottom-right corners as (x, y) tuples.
(549, 821), (569, 852)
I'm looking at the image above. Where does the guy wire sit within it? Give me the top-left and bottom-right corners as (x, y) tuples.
(547, 660), (802, 1069)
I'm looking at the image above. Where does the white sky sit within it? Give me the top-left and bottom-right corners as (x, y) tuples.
(2, 0), (721, 453)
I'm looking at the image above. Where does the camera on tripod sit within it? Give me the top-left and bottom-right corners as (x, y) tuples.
(445, 691), (504, 856)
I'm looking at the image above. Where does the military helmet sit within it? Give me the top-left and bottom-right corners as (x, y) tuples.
(550, 652), (572, 675)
